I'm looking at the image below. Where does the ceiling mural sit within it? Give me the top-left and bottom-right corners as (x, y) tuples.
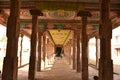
(20, 10), (31, 19)
(0, 0), (120, 40)
(19, 9), (118, 22)
(47, 23), (55, 29)
(48, 10), (75, 19)
(19, 9), (76, 20)
(49, 29), (71, 45)
(38, 24), (46, 29)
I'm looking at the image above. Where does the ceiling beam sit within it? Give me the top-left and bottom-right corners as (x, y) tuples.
(0, 1), (120, 11)
(20, 19), (99, 24)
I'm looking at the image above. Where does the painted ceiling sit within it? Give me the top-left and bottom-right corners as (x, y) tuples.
(1, 0), (120, 3)
(49, 30), (71, 46)
(0, 0), (120, 45)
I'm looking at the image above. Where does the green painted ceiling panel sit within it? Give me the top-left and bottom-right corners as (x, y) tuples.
(38, 24), (46, 29)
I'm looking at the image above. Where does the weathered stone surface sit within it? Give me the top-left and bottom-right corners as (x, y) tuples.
(2, 0), (21, 80)
(81, 16), (89, 80)
(28, 15), (38, 80)
(2, 57), (18, 80)
(76, 29), (81, 73)
(72, 31), (77, 70)
(99, 0), (113, 80)
(37, 32), (42, 72)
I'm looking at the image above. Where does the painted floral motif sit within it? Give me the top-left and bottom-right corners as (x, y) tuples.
(48, 10), (75, 19)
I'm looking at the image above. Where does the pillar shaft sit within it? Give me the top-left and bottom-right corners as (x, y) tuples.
(28, 9), (43, 80)
(99, 0), (113, 80)
(20, 34), (23, 66)
(37, 32), (42, 71)
(81, 16), (88, 80)
(95, 37), (99, 68)
(43, 34), (46, 67)
(43, 35), (46, 62)
(76, 29), (81, 72)
(68, 42), (72, 65)
(99, 39), (113, 80)
(28, 15), (38, 80)
(2, 0), (21, 80)
(77, 11), (91, 80)
(73, 31), (77, 69)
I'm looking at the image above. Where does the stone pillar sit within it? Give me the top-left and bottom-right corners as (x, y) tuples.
(37, 29), (44, 72)
(19, 34), (23, 66)
(99, 0), (113, 80)
(2, 0), (21, 80)
(28, 10), (43, 80)
(77, 11), (91, 80)
(95, 36), (99, 68)
(43, 34), (46, 68)
(81, 16), (88, 80)
(72, 30), (77, 69)
(69, 39), (73, 65)
(76, 28), (81, 73)
(68, 41), (72, 65)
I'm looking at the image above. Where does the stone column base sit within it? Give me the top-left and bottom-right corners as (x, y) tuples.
(28, 56), (36, 80)
(99, 59), (113, 80)
(2, 57), (18, 80)
(37, 61), (41, 72)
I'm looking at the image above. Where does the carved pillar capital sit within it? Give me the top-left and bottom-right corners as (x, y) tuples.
(77, 10), (92, 17)
(30, 9), (43, 16)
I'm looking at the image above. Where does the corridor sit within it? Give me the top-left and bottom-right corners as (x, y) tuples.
(18, 57), (81, 80)
(17, 56), (120, 80)
(36, 58), (81, 80)
(17, 56), (105, 80)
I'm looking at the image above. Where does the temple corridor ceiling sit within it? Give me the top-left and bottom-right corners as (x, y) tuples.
(0, 0), (120, 45)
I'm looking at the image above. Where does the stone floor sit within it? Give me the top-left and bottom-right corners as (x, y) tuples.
(17, 57), (120, 80)
(18, 57), (81, 80)
(36, 58), (81, 80)
(0, 56), (119, 80)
